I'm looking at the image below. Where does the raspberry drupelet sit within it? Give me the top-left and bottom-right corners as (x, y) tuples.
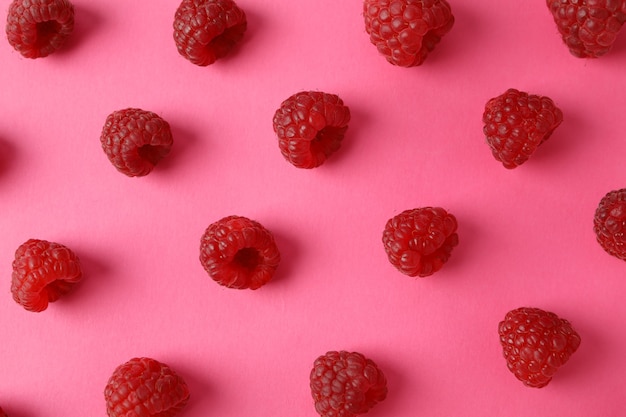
(173, 0), (247, 66)
(382, 207), (458, 277)
(5, 0), (75, 58)
(104, 357), (190, 417)
(310, 351), (388, 417)
(11, 239), (82, 312)
(594, 188), (626, 261)
(273, 91), (351, 169)
(200, 215), (281, 289)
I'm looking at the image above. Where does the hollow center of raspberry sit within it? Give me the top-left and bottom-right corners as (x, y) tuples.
(311, 126), (344, 157)
(233, 247), (260, 271)
(36, 20), (62, 47)
(138, 144), (168, 166)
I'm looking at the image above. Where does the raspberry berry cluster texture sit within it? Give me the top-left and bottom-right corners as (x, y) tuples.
(5, 0), (75, 58)
(594, 188), (626, 261)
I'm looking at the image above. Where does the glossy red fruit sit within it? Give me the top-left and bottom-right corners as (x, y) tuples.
(594, 188), (626, 261)
(310, 351), (387, 417)
(11, 239), (82, 312)
(498, 307), (581, 388)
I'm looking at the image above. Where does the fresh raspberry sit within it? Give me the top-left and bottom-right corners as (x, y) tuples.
(546, 0), (626, 58)
(100, 108), (174, 177)
(382, 207), (458, 277)
(310, 351), (387, 417)
(498, 307), (581, 388)
(11, 239), (82, 312)
(482, 88), (563, 169)
(5, 0), (75, 59)
(173, 0), (247, 66)
(104, 357), (190, 417)
(272, 91), (351, 169)
(200, 215), (281, 289)
(0, 407), (6, 417)
(363, 0), (455, 67)
(593, 188), (626, 261)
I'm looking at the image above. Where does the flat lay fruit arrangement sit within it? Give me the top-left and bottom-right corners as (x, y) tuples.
(1, 0), (626, 416)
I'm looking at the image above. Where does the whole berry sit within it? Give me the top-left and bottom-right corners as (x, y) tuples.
(5, 0), (75, 58)
(482, 88), (563, 169)
(310, 351), (387, 417)
(104, 357), (190, 417)
(382, 207), (458, 277)
(11, 238), (82, 312)
(100, 108), (174, 177)
(594, 188), (626, 260)
(363, 0), (455, 67)
(200, 215), (281, 289)
(498, 307), (581, 388)
(546, 0), (626, 58)
(173, 0), (247, 66)
(272, 91), (351, 169)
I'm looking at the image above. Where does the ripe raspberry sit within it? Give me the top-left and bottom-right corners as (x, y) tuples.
(482, 88), (563, 169)
(363, 0), (455, 67)
(200, 215), (281, 289)
(173, 0), (247, 66)
(498, 307), (581, 388)
(272, 91), (351, 169)
(11, 238), (82, 312)
(593, 188), (626, 261)
(104, 357), (190, 417)
(100, 108), (173, 177)
(382, 207), (458, 277)
(310, 351), (387, 417)
(0, 407), (6, 417)
(546, 0), (626, 58)
(5, 0), (75, 59)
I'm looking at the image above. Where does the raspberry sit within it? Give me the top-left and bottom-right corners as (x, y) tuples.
(482, 88), (563, 169)
(310, 351), (387, 417)
(593, 188), (626, 261)
(100, 108), (174, 177)
(173, 0), (247, 66)
(272, 91), (351, 169)
(104, 357), (190, 417)
(5, 0), (75, 59)
(11, 238), (82, 312)
(546, 0), (626, 58)
(0, 407), (6, 417)
(498, 307), (581, 388)
(382, 207), (458, 277)
(199, 215), (281, 289)
(363, 0), (455, 67)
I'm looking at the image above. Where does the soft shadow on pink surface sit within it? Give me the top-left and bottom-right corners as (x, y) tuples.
(54, 3), (104, 58)
(366, 356), (408, 417)
(440, 211), (480, 279)
(0, 137), (18, 179)
(154, 117), (202, 174)
(164, 359), (212, 415)
(265, 227), (299, 288)
(54, 247), (112, 309)
(321, 102), (369, 170)
(0, 402), (35, 417)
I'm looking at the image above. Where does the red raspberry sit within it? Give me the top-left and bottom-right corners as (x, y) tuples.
(0, 407), (6, 417)
(498, 307), (581, 388)
(593, 188), (626, 261)
(382, 207), (458, 277)
(482, 89), (563, 169)
(310, 351), (387, 417)
(11, 238), (82, 312)
(199, 215), (281, 290)
(272, 91), (351, 169)
(363, 0), (455, 67)
(104, 357), (190, 417)
(5, 0), (74, 59)
(546, 0), (626, 58)
(173, 0), (247, 66)
(100, 108), (174, 177)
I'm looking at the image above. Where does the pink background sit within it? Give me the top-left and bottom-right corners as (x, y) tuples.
(1, 0), (625, 415)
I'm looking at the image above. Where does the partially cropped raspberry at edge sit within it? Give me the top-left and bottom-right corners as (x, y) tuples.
(173, 0), (247, 66)
(363, 0), (455, 67)
(5, 0), (75, 59)
(498, 307), (581, 388)
(0, 406), (7, 417)
(200, 215), (281, 289)
(383, 207), (458, 277)
(11, 238), (82, 312)
(273, 91), (351, 169)
(594, 188), (626, 261)
(310, 351), (388, 417)
(483, 88), (563, 169)
(100, 108), (174, 177)
(104, 357), (190, 417)
(546, 0), (626, 58)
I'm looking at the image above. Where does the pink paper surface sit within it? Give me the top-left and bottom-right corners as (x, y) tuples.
(1, 0), (625, 415)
